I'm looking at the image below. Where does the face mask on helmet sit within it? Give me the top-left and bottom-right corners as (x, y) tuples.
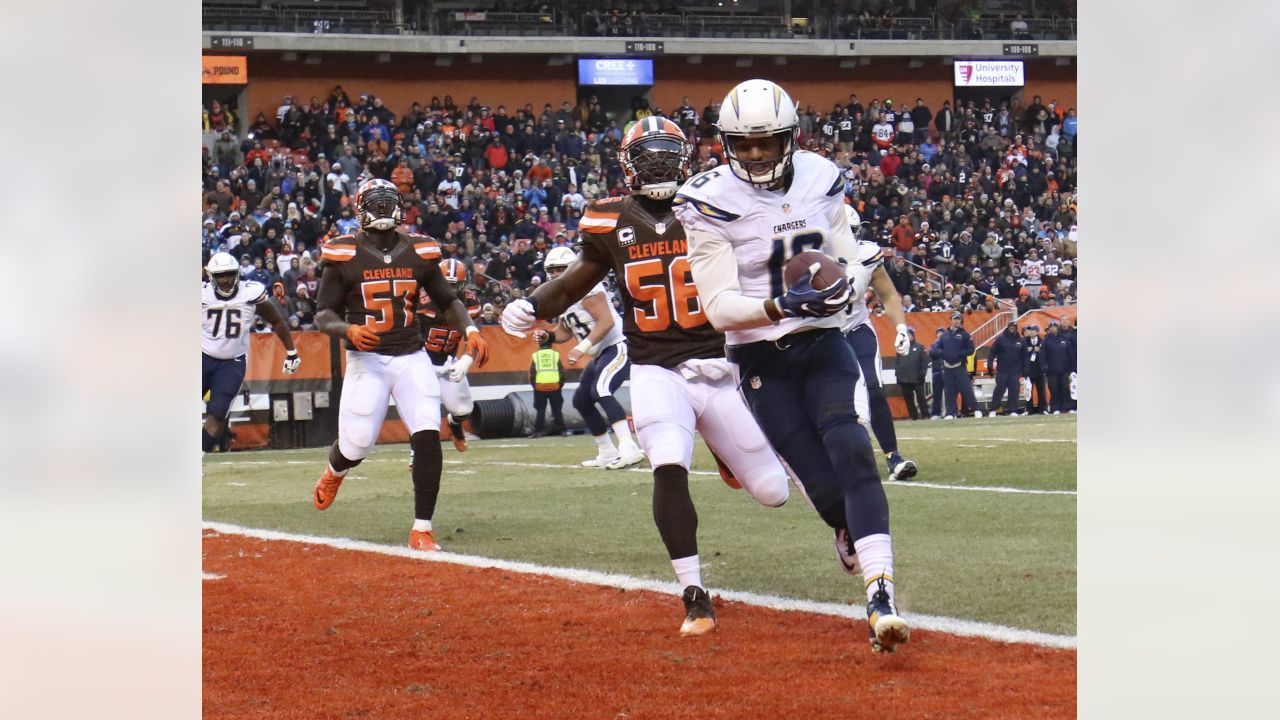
(722, 130), (796, 187)
(357, 182), (403, 231)
(623, 135), (690, 200)
(212, 272), (239, 298)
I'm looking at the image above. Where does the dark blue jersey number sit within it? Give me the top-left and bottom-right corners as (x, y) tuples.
(767, 231), (825, 297)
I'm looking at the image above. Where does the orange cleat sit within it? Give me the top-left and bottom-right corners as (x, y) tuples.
(710, 450), (742, 490)
(313, 466), (346, 510)
(409, 529), (441, 551)
(447, 415), (468, 453)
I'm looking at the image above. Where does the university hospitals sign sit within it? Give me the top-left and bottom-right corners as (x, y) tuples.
(953, 60), (1025, 87)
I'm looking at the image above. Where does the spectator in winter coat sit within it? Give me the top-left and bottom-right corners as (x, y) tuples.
(929, 327), (946, 418)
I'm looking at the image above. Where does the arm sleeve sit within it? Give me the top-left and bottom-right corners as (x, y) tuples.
(685, 225), (774, 331)
(315, 265), (346, 315)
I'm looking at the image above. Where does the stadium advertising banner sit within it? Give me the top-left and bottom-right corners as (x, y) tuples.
(954, 60), (1025, 87)
(202, 55), (248, 84)
(577, 58), (654, 86)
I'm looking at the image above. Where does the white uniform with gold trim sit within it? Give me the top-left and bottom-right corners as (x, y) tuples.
(673, 150), (858, 345)
(202, 280), (266, 359)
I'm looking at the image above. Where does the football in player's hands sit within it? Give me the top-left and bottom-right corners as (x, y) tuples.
(785, 251), (845, 292)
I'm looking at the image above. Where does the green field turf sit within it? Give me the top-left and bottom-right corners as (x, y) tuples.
(203, 415), (1076, 636)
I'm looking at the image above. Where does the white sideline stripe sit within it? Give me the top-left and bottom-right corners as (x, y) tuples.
(896, 435), (1075, 440)
(202, 572), (225, 580)
(205, 458), (1074, 496)
(885, 480), (1075, 496)
(202, 521), (1076, 650)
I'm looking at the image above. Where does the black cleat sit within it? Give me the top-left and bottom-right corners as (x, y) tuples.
(679, 585), (717, 637)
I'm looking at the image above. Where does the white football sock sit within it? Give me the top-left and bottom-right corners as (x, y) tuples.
(853, 533), (896, 603)
(612, 420), (637, 449)
(671, 555), (703, 589)
(412, 519), (433, 532)
(594, 434), (617, 454)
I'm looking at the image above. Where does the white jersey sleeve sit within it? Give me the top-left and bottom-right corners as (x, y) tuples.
(202, 281), (266, 359)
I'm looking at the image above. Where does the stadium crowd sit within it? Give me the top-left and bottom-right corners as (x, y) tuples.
(202, 86), (1077, 333)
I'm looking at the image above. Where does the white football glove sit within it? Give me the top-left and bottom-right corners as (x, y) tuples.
(282, 350), (301, 374)
(447, 354), (474, 382)
(894, 324), (911, 356)
(501, 298), (538, 338)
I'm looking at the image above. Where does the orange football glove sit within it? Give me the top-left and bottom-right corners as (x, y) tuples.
(346, 323), (381, 351)
(464, 327), (489, 368)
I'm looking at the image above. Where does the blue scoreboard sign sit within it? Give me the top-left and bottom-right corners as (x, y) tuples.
(577, 58), (654, 86)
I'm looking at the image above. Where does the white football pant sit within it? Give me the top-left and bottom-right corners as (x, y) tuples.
(434, 356), (475, 417)
(632, 359), (788, 507)
(338, 349), (441, 461)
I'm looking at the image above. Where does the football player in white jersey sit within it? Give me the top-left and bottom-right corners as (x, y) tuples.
(535, 246), (645, 469)
(841, 207), (920, 483)
(674, 79), (909, 653)
(202, 252), (300, 452)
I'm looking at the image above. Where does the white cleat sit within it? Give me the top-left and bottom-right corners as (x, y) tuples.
(606, 446), (646, 470)
(582, 453), (621, 468)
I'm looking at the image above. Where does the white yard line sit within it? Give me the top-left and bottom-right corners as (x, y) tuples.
(207, 457), (1074, 496)
(202, 572), (225, 581)
(202, 521), (1075, 650)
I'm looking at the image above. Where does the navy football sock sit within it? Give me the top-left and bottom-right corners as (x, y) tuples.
(867, 385), (899, 456)
(202, 429), (217, 453)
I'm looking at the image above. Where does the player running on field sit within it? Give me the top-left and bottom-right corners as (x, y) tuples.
(414, 257), (482, 453)
(311, 179), (489, 552)
(202, 251), (299, 453)
(503, 116), (790, 637)
(674, 79), (909, 653)
(841, 207), (919, 483)
(531, 247), (646, 470)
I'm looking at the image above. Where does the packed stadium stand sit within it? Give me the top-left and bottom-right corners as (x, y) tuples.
(203, 86), (1076, 333)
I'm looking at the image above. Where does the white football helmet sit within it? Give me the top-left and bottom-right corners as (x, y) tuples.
(205, 251), (240, 299)
(543, 246), (577, 272)
(716, 79), (799, 187)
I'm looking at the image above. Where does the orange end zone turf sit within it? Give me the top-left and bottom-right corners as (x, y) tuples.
(203, 532), (1075, 719)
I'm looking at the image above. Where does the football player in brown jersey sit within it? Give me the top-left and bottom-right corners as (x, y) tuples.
(415, 257), (482, 453)
(311, 179), (489, 552)
(502, 117), (790, 636)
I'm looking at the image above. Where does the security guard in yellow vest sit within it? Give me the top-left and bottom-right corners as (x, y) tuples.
(530, 334), (566, 437)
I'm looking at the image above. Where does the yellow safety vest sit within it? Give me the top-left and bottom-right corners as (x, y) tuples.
(533, 349), (561, 386)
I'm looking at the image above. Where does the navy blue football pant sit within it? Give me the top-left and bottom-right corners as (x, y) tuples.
(1048, 372), (1073, 412)
(930, 368), (944, 417)
(1027, 373), (1048, 414)
(572, 342), (630, 436)
(203, 352), (246, 420)
(942, 364), (976, 417)
(730, 329), (889, 541)
(991, 372), (1022, 414)
(844, 323), (898, 455)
